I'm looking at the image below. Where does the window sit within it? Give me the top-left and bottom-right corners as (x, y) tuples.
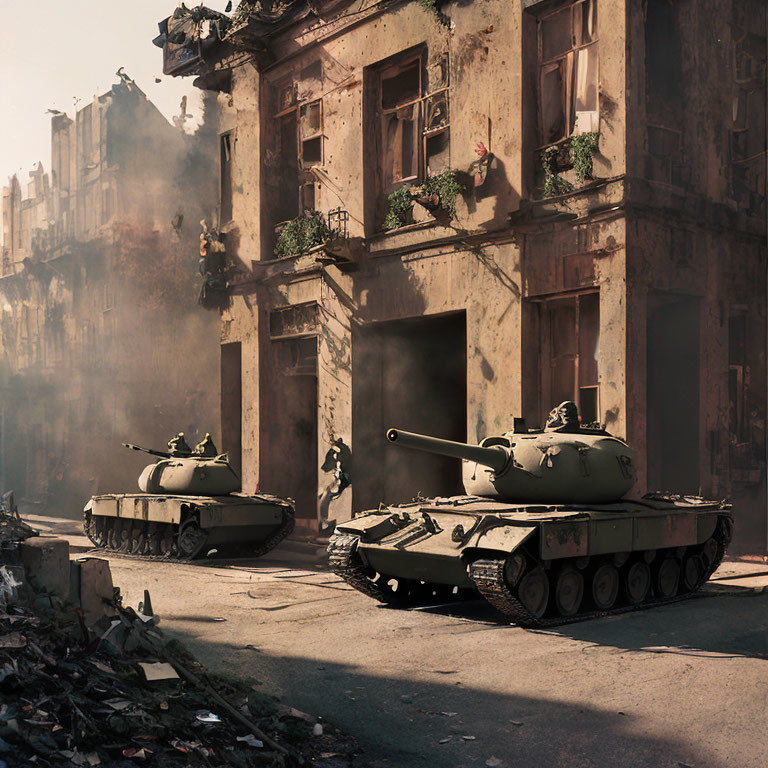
(269, 63), (324, 224)
(645, 0), (682, 120)
(371, 50), (451, 194)
(538, 0), (598, 145)
(542, 292), (600, 425)
(220, 132), (234, 224)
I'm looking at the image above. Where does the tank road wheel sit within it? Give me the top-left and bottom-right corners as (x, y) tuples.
(655, 557), (681, 598)
(553, 565), (584, 617)
(128, 520), (146, 555)
(106, 520), (120, 551)
(84, 512), (107, 548)
(177, 519), (207, 560)
(591, 563), (620, 610)
(159, 524), (177, 558)
(700, 537), (719, 571)
(624, 561), (651, 605)
(682, 553), (703, 592)
(517, 566), (549, 619)
(147, 523), (162, 556)
(118, 521), (132, 553)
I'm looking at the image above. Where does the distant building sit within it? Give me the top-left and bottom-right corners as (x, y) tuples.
(0, 76), (221, 514)
(158, 0), (767, 555)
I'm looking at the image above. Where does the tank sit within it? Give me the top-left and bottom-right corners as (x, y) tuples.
(83, 433), (294, 560)
(328, 403), (732, 626)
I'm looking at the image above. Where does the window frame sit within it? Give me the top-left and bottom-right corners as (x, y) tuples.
(270, 69), (324, 215)
(539, 290), (600, 425)
(372, 49), (452, 193)
(537, 0), (598, 147)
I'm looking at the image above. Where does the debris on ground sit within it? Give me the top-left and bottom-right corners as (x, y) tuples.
(0, 492), (36, 544)
(0, 529), (360, 767)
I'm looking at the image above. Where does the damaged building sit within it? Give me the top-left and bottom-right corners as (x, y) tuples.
(0, 75), (221, 515)
(157, 0), (767, 555)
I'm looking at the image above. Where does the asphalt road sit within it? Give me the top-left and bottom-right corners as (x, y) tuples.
(34, 515), (768, 768)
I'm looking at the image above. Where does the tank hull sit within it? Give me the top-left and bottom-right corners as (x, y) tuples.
(84, 492), (294, 560)
(328, 494), (732, 626)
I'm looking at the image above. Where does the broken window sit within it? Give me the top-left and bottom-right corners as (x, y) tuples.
(220, 132), (234, 224)
(372, 50), (451, 193)
(645, 0), (683, 120)
(270, 63), (324, 224)
(542, 292), (600, 425)
(275, 115), (300, 224)
(269, 302), (319, 339)
(538, 0), (598, 144)
(299, 101), (323, 167)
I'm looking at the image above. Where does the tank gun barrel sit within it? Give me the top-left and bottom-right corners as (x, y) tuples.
(122, 443), (191, 459)
(386, 429), (509, 473)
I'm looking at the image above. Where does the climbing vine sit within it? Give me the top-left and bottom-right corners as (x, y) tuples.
(383, 187), (414, 230)
(416, 0), (449, 26)
(570, 132), (599, 183)
(541, 148), (573, 198)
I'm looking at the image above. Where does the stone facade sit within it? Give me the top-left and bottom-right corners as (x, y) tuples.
(165, 0), (766, 553)
(0, 77), (221, 515)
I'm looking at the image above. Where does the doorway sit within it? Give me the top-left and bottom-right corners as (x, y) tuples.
(646, 293), (700, 493)
(352, 312), (467, 511)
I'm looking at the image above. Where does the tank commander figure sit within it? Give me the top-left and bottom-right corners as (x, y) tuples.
(545, 401), (581, 432)
(167, 432), (192, 457)
(194, 433), (219, 457)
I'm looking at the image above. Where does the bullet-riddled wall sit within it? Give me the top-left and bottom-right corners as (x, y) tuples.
(193, 0), (766, 552)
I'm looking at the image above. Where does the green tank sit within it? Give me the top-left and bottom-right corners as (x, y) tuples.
(83, 434), (294, 560)
(328, 403), (732, 626)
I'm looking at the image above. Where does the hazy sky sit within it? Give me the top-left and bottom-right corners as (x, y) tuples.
(0, 0), (229, 190)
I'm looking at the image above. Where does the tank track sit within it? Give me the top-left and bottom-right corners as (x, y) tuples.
(83, 507), (295, 563)
(469, 514), (733, 627)
(328, 533), (471, 605)
(242, 510), (296, 559)
(329, 515), (732, 626)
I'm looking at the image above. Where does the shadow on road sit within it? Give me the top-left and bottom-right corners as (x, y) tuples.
(162, 630), (750, 768)
(412, 587), (768, 660)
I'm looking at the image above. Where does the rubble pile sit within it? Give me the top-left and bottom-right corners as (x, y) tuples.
(0, 494), (36, 545)
(0, 530), (359, 767)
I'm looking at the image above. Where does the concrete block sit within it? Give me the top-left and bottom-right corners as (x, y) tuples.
(73, 558), (115, 627)
(19, 537), (70, 599)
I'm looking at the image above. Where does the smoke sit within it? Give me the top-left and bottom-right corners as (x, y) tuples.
(0, 87), (223, 518)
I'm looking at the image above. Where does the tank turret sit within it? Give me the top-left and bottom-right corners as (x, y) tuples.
(387, 402), (637, 503)
(124, 435), (241, 495)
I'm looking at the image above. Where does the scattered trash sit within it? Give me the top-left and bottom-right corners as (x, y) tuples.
(137, 661), (180, 681)
(236, 734), (264, 748)
(195, 710), (222, 723)
(441, 711), (458, 717)
(0, 632), (26, 649)
(510, 720), (524, 727)
(486, 758), (504, 767)
(462, 735), (477, 741)
(0, 524), (360, 767)
(439, 737), (453, 744)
